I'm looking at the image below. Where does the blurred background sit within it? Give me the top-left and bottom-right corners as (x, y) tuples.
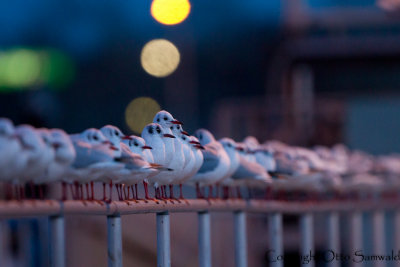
(1, 0), (400, 266)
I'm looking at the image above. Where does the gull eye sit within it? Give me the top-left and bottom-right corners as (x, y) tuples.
(156, 127), (161, 134)
(164, 116), (167, 121)
(182, 136), (186, 140)
(148, 128), (153, 134)
(115, 131), (119, 136)
(157, 118), (160, 122)
(170, 126), (173, 130)
(134, 142), (138, 146)
(93, 135), (98, 141)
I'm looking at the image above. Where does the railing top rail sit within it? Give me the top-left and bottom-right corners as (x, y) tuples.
(0, 199), (398, 218)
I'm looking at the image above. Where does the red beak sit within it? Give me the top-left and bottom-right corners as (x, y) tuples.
(102, 140), (112, 145)
(195, 144), (205, 150)
(110, 146), (119, 151)
(121, 136), (132, 140)
(189, 140), (200, 144)
(171, 120), (183, 125)
(181, 130), (189, 136)
(163, 134), (175, 138)
(235, 147), (244, 151)
(142, 145), (152, 150)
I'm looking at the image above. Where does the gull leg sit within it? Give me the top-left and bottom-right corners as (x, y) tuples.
(39, 185), (44, 200)
(143, 181), (158, 203)
(61, 182), (67, 201)
(29, 182), (35, 199)
(196, 183), (203, 199)
(236, 187), (242, 199)
(208, 185), (213, 200)
(85, 184), (90, 200)
(169, 184), (179, 203)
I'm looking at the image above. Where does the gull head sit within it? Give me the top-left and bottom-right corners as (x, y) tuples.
(194, 129), (215, 146)
(0, 118), (15, 137)
(153, 110), (183, 127)
(15, 125), (44, 152)
(50, 129), (76, 163)
(80, 128), (108, 145)
(100, 125), (126, 146)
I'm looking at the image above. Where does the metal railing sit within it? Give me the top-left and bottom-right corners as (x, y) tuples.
(0, 198), (398, 267)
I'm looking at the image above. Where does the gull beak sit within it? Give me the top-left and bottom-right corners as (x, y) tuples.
(110, 145), (119, 151)
(235, 146), (244, 152)
(142, 145), (152, 150)
(181, 130), (189, 136)
(52, 142), (61, 149)
(163, 134), (175, 138)
(121, 136), (132, 140)
(195, 144), (205, 150)
(171, 120), (183, 125)
(102, 141), (112, 145)
(189, 140), (199, 144)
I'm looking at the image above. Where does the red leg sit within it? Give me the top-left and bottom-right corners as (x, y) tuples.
(85, 184), (90, 200)
(169, 185), (174, 199)
(135, 184), (139, 200)
(61, 182), (67, 201)
(196, 183), (202, 198)
(90, 181), (94, 200)
(236, 187), (242, 199)
(208, 185), (213, 199)
(103, 183), (106, 201)
(108, 181), (113, 202)
(179, 184), (184, 199)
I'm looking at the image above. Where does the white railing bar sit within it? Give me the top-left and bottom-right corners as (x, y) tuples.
(198, 211), (212, 267)
(350, 211), (363, 267)
(268, 212), (283, 267)
(372, 211), (386, 267)
(394, 211), (400, 267)
(326, 212), (340, 267)
(300, 213), (314, 267)
(157, 212), (171, 267)
(49, 215), (65, 267)
(234, 211), (247, 267)
(107, 214), (123, 267)
(0, 199), (398, 218)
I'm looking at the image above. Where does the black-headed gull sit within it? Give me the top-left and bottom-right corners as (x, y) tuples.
(188, 129), (230, 198)
(141, 123), (175, 200)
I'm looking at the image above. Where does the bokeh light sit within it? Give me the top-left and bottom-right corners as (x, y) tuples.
(151, 0), (191, 25)
(125, 97), (161, 133)
(2, 49), (41, 88)
(140, 39), (180, 77)
(0, 48), (75, 91)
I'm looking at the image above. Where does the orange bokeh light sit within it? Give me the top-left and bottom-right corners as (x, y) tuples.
(151, 0), (191, 25)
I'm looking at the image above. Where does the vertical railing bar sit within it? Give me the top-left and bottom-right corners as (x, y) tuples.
(269, 212), (283, 267)
(157, 211), (171, 267)
(300, 213), (314, 267)
(49, 215), (65, 267)
(107, 214), (123, 267)
(327, 212), (340, 267)
(198, 211), (211, 267)
(234, 211), (247, 267)
(372, 210), (385, 267)
(394, 210), (400, 267)
(350, 211), (363, 267)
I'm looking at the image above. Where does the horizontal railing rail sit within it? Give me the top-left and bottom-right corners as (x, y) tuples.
(0, 199), (397, 218)
(0, 199), (398, 267)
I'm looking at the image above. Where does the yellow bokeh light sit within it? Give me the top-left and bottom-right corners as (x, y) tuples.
(140, 39), (180, 78)
(125, 97), (161, 133)
(151, 0), (191, 25)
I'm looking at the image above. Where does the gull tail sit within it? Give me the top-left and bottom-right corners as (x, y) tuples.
(148, 163), (173, 172)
